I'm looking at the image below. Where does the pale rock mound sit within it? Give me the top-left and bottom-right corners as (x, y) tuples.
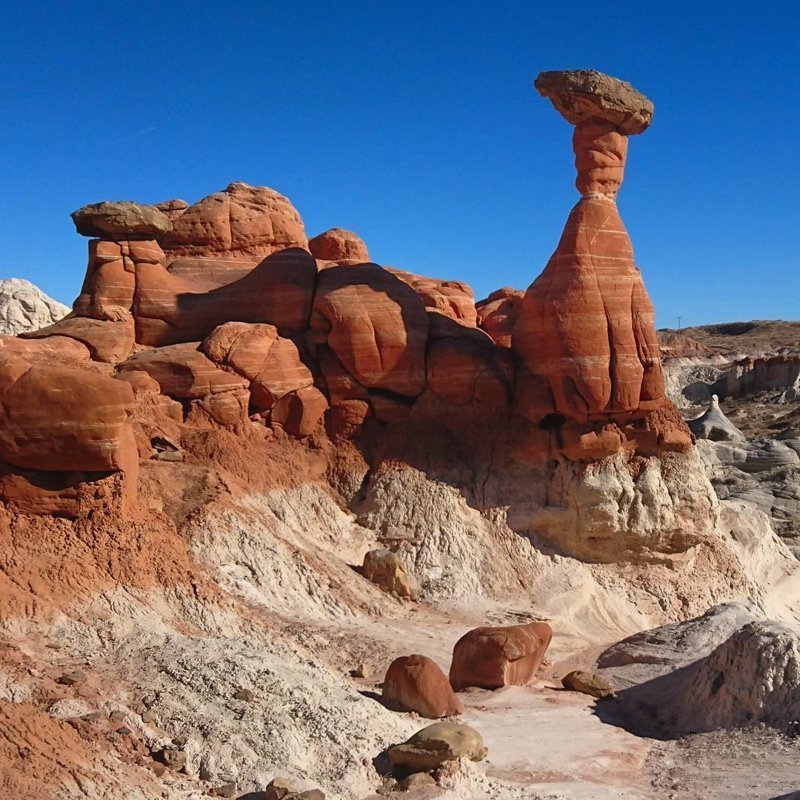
(688, 395), (746, 442)
(0, 278), (69, 335)
(598, 602), (800, 737)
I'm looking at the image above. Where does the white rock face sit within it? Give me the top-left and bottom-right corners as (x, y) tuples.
(506, 450), (720, 563)
(0, 278), (69, 335)
(599, 603), (800, 737)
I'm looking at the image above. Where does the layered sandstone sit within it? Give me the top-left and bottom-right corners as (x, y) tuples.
(513, 69), (689, 459)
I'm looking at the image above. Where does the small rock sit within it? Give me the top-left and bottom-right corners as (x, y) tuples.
(81, 712), (104, 723)
(350, 664), (367, 679)
(362, 549), (417, 600)
(234, 687), (255, 702)
(561, 670), (616, 699)
(387, 722), (487, 773)
(208, 784), (237, 798)
(264, 777), (299, 800)
(116, 726), (133, 736)
(399, 772), (437, 790)
(296, 791), (326, 800)
(57, 670), (87, 686)
(109, 709), (127, 722)
(156, 748), (187, 770)
(149, 761), (167, 778)
(141, 709), (158, 724)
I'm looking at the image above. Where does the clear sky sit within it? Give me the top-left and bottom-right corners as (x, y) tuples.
(1, 1), (798, 328)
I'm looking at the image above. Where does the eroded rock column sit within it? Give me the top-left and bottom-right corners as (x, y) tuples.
(514, 70), (665, 421)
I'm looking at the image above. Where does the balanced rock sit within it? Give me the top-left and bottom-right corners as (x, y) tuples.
(449, 621), (552, 691)
(160, 182), (307, 260)
(382, 655), (463, 718)
(362, 549), (417, 599)
(71, 201), (172, 239)
(308, 228), (369, 262)
(535, 69), (654, 135)
(387, 722), (487, 773)
(514, 69), (667, 426)
(0, 279), (68, 336)
(561, 670), (615, 699)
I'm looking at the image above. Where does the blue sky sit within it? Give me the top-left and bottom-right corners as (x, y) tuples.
(1, 1), (797, 327)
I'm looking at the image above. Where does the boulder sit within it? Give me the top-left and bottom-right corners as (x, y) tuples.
(382, 655), (463, 718)
(362, 549), (417, 599)
(475, 287), (523, 347)
(310, 264), (429, 397)
(160, 182), (307, 260)
(308, 228), (369, 262)
(71, 201), (172, 239)
(117, 343), (248, 400)
(534, 69), (654, 135)
(387, 722), (487, 773)
(0, 278), (68, 336)
(449, 621), (552, 691)
(0, 361), (137, 474)
(202, 322), (314, 411)
(22, 317), (135, 363)
(561, 670), (615, 698)
(271, 386), (328, 437)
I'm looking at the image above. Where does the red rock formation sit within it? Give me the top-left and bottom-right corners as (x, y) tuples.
(117, 342), (248, 400)
(383, 655), (463, 718)
(514, 70), (670, 433)
(271, 386), (328, 437)
(388, 269), (477, 327)
(308, 228), (369, 263)
(133, 247), (317, 346)
(160, 182), (307, 260)
(476, 287), (524, 347)
(449, 621), (552, 691)
(424, 313), (513, 413)
(310, 264), (429, 397)
(202, 322), (314, 412)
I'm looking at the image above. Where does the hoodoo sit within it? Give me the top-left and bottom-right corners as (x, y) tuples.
(513, 69), (690, 459)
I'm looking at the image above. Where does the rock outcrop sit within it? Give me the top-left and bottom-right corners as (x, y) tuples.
(0, 278), (69, 335)
(0, 74), (702, 566)
(598, 604), (800, 737)
(159, 182), (308, 260)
